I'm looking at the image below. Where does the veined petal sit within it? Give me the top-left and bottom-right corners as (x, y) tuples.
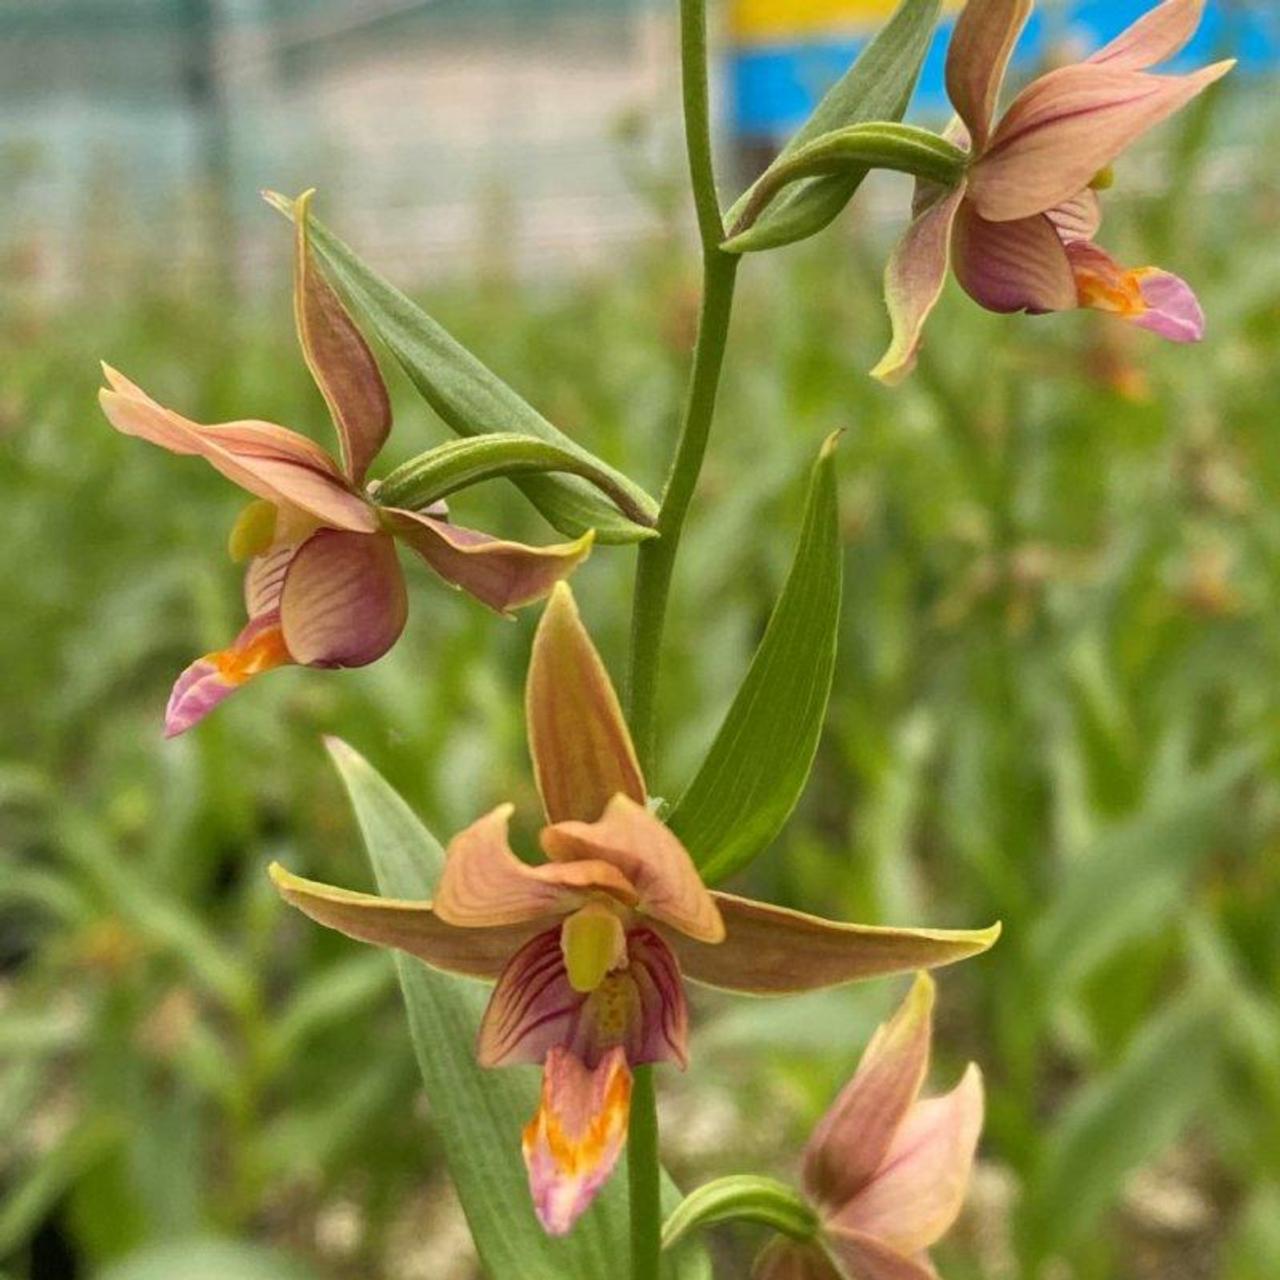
(871, 183), (967, 385)
(753, 1239), (843, 1280)
(662, 893), (1000, 995)
(278, 529), (407, 667)
(522, 1046), (632, 1236)
(541, 795), (724, 944)
(385, 509), (593, 616)
(526, 583), (647, 824)
(293, 189), (391, 485)
(822, 1231), (939, 1280)
(435, 804), (636, 931)
(98, 367), (377, 533)
(244, 541), (300, 618)
(831, 1065), (984, 1256)
(1046, 188), (1102, 243)
(945, 0), (1033, 150)
(971, 60), (1234, 221)
(477, 923), (688, 1069)
(951, 204), (1078, 315)
(803, 974), (934, 1210)
(1066, 240), (1205, 341)
(477, 925), (585, 1067)
(165, 613), (292, 738)
(1089, 0), (1205, 72)
(268, 862), (546, 980)
(580, 927), (688, 1069)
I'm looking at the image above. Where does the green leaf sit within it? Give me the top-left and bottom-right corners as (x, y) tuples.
(724, 0), (942, 253)
(0, 1116), (119, 1258)
(264, 192), (658, 544)
(1030, 751), (1252, 993)
(377, 432), (655, 526)
(1025, 994), (1222, 1259)
(725, 124), (965, 251)
(96, 1239), (319, 1280)
(662, 1176), (818, 1252)
(668, 435), (841, 883)
(324, 738), (705, 1280)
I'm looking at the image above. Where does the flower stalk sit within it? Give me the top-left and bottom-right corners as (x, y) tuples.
(628, 0), (734, 1266)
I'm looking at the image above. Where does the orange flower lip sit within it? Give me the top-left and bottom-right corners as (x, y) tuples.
(211, 624), (292, 685)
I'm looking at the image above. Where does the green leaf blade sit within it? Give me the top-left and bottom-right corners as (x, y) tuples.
(725, 0), (943, 253)
(668, 435), (842, 883)
(266, 193), (659, 544)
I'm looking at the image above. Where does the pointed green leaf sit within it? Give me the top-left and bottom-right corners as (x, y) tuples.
(265, 193), (658, 544)
(1031, 751), (1253, 993)
(724, 0), (942, 253)
(1026, 994), (1222, 1259)
(667, 435), (841, 883)
(324, 739), (706, 1280)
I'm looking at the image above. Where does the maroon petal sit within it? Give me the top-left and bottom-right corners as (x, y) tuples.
(477, 926), (586, 1068)
(477, 924), (688, 1070)
(951, 203), (1077, 315)
(278, 529), (408, 667)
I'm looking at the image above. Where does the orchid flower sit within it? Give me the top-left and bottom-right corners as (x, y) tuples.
(873, 0), (1234, 383)
(269, 582), (999, 1236)
(98, 192), (592, 737)
(755, 973), (982, 1280)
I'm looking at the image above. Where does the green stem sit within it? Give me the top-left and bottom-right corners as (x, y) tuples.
(627, 0), (738, 772)
(628, 1066), (662, 1280)
(627, 2), (736, 1277)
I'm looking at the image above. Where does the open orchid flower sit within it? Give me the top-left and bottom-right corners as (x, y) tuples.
(755, 973), (983, 1280)
(98, 192), (592, 737)
(873, 0), (1234, 383)
(270, 583), (999, 1235)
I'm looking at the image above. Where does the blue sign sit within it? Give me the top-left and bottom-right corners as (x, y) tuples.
(728, 1), (1278, 140)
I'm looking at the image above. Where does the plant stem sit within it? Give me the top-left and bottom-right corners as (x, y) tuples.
(627, 2), (737, 1276)
(629, 1066), (662, 1280)
(627, 0), (738, 773)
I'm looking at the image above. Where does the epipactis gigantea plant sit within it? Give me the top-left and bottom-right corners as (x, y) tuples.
(754, 973), (982, 1280)
(270, 582), (999, 1235)
(874, 0), (1234, 383)
(98, 190), (592, 737)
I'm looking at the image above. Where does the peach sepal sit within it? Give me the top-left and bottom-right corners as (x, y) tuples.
(525, 583), (647, 824)
(292, 189), (391, 485)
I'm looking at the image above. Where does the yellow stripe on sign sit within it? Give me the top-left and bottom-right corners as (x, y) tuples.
(730, 0), (961, 44)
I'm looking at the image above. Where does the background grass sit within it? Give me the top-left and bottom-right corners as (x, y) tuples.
(3, 80), (1280, 1280)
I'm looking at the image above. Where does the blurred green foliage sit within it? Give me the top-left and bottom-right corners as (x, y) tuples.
(3, 83), (1280, 1280)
